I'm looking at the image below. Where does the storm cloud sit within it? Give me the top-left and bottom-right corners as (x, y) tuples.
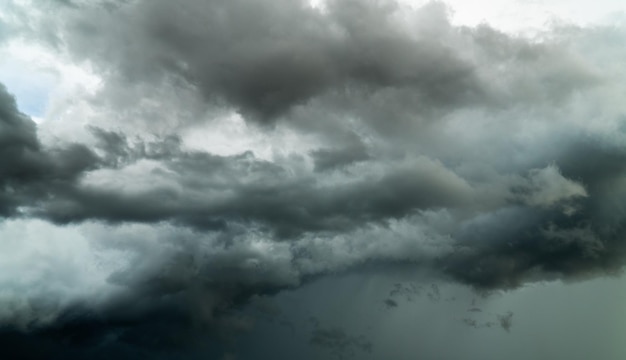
(0, 83), (98, 217)
(2, 0), (626, 358)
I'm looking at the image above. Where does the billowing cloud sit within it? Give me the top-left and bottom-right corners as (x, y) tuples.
(2, 0), (626, 358)
(0, 83), (98, 217)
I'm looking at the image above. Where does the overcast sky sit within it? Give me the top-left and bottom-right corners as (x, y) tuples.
(2, 0), (626, 359)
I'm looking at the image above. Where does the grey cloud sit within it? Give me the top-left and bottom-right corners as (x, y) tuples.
(443, 197), (626, 289)
(0, 222), (292, 358)
(0, 97), (464, 330)
(63, 0), (476, 121)
(517, 165), (587, 208)
(310, 136), (370, 171)
(469, 24), (601, 105)
(507, 164), (588, 216)
(436, 133), (626, 288)
(0, 84), (99, 217)
(3, 0), (626, 358)
(497, 311), (514, 332)
(40, 0), (599, 130)
(28, 129), (473, 237)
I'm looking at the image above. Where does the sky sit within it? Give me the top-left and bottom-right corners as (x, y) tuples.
(1, 0), (626, 359)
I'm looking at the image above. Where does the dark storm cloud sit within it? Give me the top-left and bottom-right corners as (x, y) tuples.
(56, 0), (480, 122)
(44, 0), (598, 127)
(2, 0), (626, 358)
(0, 222), (295, 359)
(440, 135), (626, 289)
(21, 127), (471, 236)
(0, 83), (98, 217)
(0, 79), (466, 356)
(310, 137), (370, 172)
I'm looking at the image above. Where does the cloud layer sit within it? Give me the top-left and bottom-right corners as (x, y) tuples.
(2, 0), (626, 358)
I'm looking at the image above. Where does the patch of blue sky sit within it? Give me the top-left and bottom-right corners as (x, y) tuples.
(0, 61), (57, 119)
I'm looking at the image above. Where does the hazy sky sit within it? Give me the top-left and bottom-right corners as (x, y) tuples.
(2, 1), (626, 359)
